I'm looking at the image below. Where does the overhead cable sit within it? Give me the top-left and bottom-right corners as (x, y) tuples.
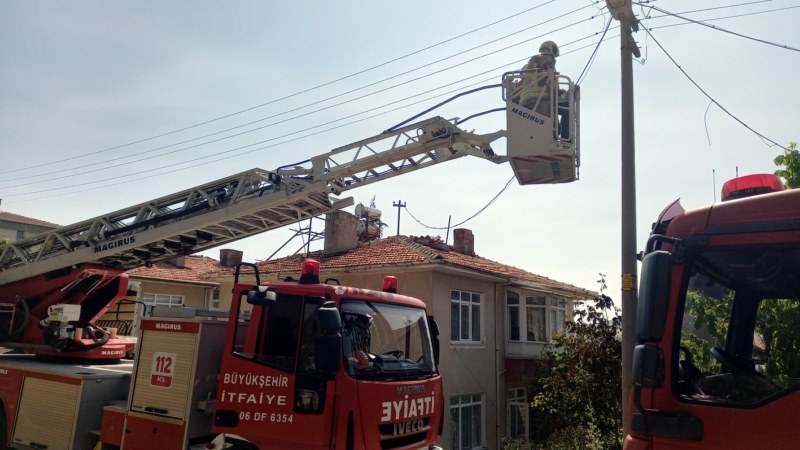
(640, 22), (789, 151)
(0, 0), (560, 176)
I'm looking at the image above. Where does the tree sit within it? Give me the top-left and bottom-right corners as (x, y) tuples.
(522, 275), (623, 450)
(774, 141), (800, 189)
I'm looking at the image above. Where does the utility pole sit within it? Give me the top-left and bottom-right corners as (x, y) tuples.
(606, 0), (640, 439)
(392, 200), (406, 236)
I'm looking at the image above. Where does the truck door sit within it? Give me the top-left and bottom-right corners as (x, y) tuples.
(214, 290), (336, 450)
(661, 244), (800, 449)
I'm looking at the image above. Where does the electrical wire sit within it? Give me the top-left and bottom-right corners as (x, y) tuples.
(637, 2), (800, 52)
(1, 3), (601, 185)
(640, 22), (790, 151)
(0, 0), (570, 177)
(576, 16), (612, 85)
(2, 75), (505, 202)
(2, 8), (602, 188)
(403, 175), (516, 231)
(4, 2), (794, 199)
(384, 84), (502, 133)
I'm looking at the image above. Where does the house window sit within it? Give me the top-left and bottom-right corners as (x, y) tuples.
(550, 297), (567, 337)
(526, 295), (546, 342)
(142, 293), (184, 307)
(507, 291), (520, 341)
(450, 393), (483, 450)
(451, 290), (481, 343)
(508, 387), (529, 438)
(208, 287), (221, 309)
(15, 229), (24, 240)
(506, 290), (569, 342)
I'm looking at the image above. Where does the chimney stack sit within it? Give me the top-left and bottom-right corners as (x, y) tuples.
(324, 211), (359, 255)
(219, 249), (244, 267)
(168, 255), (186, 268)
(453, 228), (475, 256)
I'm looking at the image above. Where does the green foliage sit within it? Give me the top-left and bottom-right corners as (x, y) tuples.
(525, 289), (623, 450)
(681, 290), (733, 373)
(754, 299), (800, 382)
(502, 436), (541, 450)
(774, 141), (800, 189)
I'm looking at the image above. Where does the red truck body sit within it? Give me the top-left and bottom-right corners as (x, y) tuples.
(626, 178), (800, 449)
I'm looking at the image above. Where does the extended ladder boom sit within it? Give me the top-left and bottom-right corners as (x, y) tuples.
(0, 116), (506, 285)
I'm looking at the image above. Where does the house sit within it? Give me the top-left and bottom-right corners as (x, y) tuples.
(99, 255), (224, 335)
(103, 213), (594, 449)
(197, 212), (596, 450)
(0, 211), (59, 242)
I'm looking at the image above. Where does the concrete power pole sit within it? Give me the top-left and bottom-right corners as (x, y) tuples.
(392, 200), (406, 236)
(606, 0), (640, 440)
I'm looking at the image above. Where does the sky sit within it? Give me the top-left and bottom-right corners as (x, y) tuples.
(1, 0), (798, 302)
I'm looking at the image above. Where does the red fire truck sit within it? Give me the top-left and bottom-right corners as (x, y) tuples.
(0, 70), (581, 450)
(626, 173), (800, 449)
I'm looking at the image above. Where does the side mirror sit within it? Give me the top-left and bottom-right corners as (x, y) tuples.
(246, 286), (277, 306)
(315, 302), (342, 379)
(427, 315), (440, 367)
(632, 344), (664, 388)
(637, 251), (672, 342)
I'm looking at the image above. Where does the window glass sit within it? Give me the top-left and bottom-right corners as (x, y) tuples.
(450, 394), (483, 450)
(526, 296), (546, 342)
(550, 297), (566, 337)
(341, 300), (436, 381)
(508, 388), (528, 438)
(232, 293), (303, 373)
(451, 290), (481, 343)
(507, 291), (520, 341)
(677, 245), (800, 405)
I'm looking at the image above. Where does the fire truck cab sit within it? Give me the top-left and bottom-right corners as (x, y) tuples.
(210, 260), (443, 449)
(627, 174), (800, 449)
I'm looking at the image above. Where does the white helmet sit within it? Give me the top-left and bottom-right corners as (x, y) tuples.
(539, 40), (560, 57)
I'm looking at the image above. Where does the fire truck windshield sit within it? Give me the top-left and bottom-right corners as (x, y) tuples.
(340, 300), (437, 380)
(676, 244), (800, 405)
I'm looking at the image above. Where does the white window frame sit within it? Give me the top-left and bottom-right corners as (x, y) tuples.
(505, 289), (569, 342)
(550, 297), (567, 337)
(525, 295), (547, 343)
(450, 393), (484, 450)
(141, 293), (184, 315)
(506, 291), (521, 341)
(451, 290), (481, 343)
(507, 387), (529, 438)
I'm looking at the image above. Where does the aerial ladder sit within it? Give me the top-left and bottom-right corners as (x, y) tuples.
(0, 70), (579, 360)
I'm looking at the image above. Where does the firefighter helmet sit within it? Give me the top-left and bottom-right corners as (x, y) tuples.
(539, 40), (560, 57)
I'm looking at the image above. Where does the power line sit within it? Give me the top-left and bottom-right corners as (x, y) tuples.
(3, 75), (506, 202)
(2, 8), (602, 188)
(4, 2), (794, 199)
(638, 2), (800, 52)
(0, 0), (563, 177)
(1, 3), (600, 185)
(639, 22), (789, 151)
(576, 16), (612, 85)
(404, 175), (516, 230)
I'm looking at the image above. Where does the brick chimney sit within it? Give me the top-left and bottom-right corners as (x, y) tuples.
(219, 249), (244, 267)
(453, 228), (475, 256)
(324, 211), (359, 255)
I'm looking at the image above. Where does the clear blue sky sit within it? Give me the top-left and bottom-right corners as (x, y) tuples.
(1, 0), (798, 300)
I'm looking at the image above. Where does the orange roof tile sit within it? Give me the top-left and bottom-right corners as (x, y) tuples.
(0, 211), (60, 228)
(250, 236), (595, 298)
(126, 255), (221, 285)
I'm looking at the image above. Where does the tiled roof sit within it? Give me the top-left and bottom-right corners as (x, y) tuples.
(126, 255), (221, 285)
(251, 236), (596, 298)
(0, 211), (59, 228)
